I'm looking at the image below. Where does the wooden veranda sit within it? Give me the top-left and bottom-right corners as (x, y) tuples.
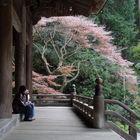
(0, 0), (107, 118)
(1, 107), (123, 140)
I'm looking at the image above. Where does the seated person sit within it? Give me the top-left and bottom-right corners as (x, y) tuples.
(24, 89), (35, 120)
(12, 85), (35, 121)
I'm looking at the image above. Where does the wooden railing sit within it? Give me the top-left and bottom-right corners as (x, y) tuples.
(105, 99), (140, 140)
(32, 93), (72, 106)
(73, 95), (94, 125)
(72, 95), (140, 140)
(74, 95), (93, 106)
(31, 93), (140, 140)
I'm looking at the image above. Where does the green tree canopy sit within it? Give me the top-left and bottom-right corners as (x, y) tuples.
(93, 0), (138, 58)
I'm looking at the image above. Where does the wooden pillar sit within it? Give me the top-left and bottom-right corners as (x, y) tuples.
(26, 22), (33, 94)
(0, 0), (13, 118)
(129, 114), (137, 139)
(93, 77), (105, 128)
(15, 5), (26, 92)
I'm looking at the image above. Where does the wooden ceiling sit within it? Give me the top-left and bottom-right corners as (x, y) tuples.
(25, 0), (107, 24)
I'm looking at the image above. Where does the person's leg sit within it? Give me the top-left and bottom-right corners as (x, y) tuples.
(32, 104), (35, 120)
(24, 105), (32, 121)
(30, 103), (35, 118)
(20, 106), (26, 121)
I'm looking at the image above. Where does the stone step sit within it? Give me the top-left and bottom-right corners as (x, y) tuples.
(0, 114), (19, 138)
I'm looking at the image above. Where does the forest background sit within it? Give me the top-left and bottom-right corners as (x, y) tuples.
(32, 0), (140, 116)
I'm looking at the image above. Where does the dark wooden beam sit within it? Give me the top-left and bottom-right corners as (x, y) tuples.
(12, 6), (21, 32)
(26, 22), (33, 94)
(0, 0), (9, 6)
(90, 0), (107, 14)
(25, 0), (32, 6)
(15, 5), (27, 91)
(0, 0), (13, 118)
(31, 0), (107, 24)
(25, 0), (40, 7)
(26, 32), (30, 45)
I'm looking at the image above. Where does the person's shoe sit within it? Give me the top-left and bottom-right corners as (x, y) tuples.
(24, 118), (33, 121)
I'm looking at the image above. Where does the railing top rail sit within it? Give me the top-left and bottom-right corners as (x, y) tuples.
(105, 110), (140, 133)
(105, 99), (140, 120)
(32, 94), (71, 96)
(106, 122), (135, 140)
(34, 98), (71, 100)
(74, 95), (93, 100)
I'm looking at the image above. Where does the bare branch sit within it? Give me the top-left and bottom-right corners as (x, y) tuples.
(41, 46), (52, 74)
(33, 43), (42, 54)
(64, 45), (81, 60)
(67, 61), (81, 83)
(50, 39), (61, 59)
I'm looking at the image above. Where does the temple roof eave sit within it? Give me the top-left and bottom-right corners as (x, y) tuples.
(26, 0), (107, 24)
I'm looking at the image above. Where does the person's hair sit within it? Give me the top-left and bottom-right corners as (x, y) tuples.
(19, 85), (26, 93)
(14, 85), (26, 99)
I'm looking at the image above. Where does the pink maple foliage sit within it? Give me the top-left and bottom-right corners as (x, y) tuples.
(36, 16), (138, 94)
(32, 71), (62, 94)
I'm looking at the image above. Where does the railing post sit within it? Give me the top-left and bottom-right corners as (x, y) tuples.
(104, 102), (107, 122)
(71, 84), (76, 106)
(129, 114), (137, 139)
(93, 77), (105, 128)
